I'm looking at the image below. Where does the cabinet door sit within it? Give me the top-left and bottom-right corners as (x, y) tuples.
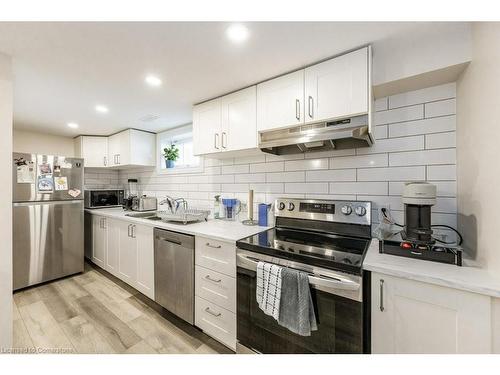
(135, 224), (155, 299)
(129, 129), (156, 166)
(80, 136), (108, 168)
(371, 272), (491, 354)
(221, 86), (257, 152)
(305, 47), (369, 123)
(193, 98), (222, 155)
(108, 130), (129, 167)
(91, 215), (106, 268)
(105, 218), (120, 277)
(256, 70), (304, 132)
(117, 221), (137, 285)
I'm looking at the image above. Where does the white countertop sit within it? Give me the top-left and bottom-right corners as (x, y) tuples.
(364, 239), (500, 298)
(85, 207), (269, 243)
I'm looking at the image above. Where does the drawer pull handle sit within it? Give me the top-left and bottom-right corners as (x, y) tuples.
(205, 307), (222, 317)
(205, 275), (222, 283)
(206, 243), (222, 249)
(379, 279), (385, 312)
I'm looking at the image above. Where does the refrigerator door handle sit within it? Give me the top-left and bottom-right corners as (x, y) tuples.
(13, 200), (83, 207)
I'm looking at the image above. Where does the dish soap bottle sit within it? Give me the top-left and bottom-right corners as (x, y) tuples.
(214, 195), (221, 219)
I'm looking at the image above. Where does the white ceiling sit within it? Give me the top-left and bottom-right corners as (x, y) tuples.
(0, 22), (467, 137)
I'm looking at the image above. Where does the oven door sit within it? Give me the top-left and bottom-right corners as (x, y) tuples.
(236, 249), (365, 354)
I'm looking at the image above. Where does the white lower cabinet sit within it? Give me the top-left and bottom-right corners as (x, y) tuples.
(194, 236), (237, 350)
(371, 272), (492, 354)
(91, 215), (107, 268)
(88, 214), (155, 300)
(135, 224), (155, 299)
(195, 296), (236, 350)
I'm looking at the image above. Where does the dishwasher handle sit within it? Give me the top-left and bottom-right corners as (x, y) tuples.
(156, 236), (182, 246)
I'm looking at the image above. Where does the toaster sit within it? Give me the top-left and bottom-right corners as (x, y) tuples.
(131, 196), (158, 212)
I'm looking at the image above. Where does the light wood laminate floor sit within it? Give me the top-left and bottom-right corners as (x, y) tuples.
(12, 262), (232, 354)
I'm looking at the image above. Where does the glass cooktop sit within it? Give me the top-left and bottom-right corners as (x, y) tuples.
(236, 227), (371, 275)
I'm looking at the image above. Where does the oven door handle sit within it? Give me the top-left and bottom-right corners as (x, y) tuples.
(236, 252), (361, 292)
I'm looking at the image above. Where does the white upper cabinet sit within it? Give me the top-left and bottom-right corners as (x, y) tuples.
(193, 98), (222, 155)
(193, 86), (257, 156)
(221, 86), (257, 152)
(371, 272), (492, 354)
(256, 70), (304, 132)
(74, 136), (109, 168)
(108, 129), (156, 168)
(305, 47), (369, 123)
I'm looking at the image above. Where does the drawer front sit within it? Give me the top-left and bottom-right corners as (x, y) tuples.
(195, 296), (236, 351)
(195, 236), (236, 277)
(195, 265), (236, 313)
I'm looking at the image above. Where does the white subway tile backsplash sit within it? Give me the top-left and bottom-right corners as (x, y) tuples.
(389, 148), (456, 166)
(356, 136), (424, 155)
(221, 183), (249, 193)
(425, 132), (456, 149)
(389, 83), (456, 109)
(374, 125), (388, 139)
(374, 104), (423, 125)
(284, 158), (329, 171)
(374, 97), (388, 111)
(249, 183), (284, 193)
(285, 183), (329, 194)
(306, 169), (356, 182)
(427, 165), (457, 181)
(249, 161), (284, 173)
(234, 173), (266, 183)
(425, 98), (456, 118)
(222, 164), (249, 174)
(329, 182), (388, 195)
(389, 116), (456, 138)
(266, 171), (305, 183)
(91, 83), (457, 225)
(330, 154), (388, 169)
(357, 166), (425, 182)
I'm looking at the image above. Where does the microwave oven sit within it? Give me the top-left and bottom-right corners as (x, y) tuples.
(84, 189), (124, 209)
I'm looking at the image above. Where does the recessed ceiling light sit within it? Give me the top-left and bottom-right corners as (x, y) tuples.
(145, 75), (162, 87)
(95, 105), (109, 113)
(67, 122), (79, 129)
(226, 24), (250, 43)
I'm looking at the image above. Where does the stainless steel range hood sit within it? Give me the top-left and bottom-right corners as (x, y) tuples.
(258, 114), (373, 155)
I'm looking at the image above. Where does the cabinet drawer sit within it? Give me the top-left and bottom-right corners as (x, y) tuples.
(195, 296), (236, 351)
(195, 236), (235, 277)
(195, 265), (236, 313)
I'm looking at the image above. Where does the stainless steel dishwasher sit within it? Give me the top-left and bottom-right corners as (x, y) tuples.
(154, 228), (194, 324)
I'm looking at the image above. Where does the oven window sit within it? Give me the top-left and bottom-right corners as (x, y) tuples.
(237, 267), (363, 354)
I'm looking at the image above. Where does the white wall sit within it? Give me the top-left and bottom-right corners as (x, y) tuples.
(373, 23), (472, 86)
(457, 23), (500, 271)
(92, 83), (458, 239)
(0, 52), (12, 349)
(13, 128), (75, 157)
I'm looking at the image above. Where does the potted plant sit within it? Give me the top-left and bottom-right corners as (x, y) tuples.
(163, 144), (180, 168)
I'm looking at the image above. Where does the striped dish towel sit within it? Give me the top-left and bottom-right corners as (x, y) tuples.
(256, 261), (282, 321)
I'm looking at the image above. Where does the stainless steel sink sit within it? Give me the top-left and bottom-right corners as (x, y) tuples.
(125, 211), (160, 220)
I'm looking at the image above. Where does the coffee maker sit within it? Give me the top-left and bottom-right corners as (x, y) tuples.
(401, 182), (436, 245)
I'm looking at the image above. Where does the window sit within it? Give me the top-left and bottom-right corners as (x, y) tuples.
(156, 124), (203, 174)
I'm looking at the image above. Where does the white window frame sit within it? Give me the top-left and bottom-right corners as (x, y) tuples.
(156, 124), (204, 175)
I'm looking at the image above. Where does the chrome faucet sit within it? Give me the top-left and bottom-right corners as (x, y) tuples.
(159, 196), (188, 213)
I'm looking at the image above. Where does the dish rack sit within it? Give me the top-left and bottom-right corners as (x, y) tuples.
(157, 208), (210, 224)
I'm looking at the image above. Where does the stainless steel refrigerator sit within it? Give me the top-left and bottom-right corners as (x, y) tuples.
(12, 152), (84, 290)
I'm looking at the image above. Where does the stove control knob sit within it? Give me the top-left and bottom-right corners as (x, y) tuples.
(341, 205), (352, 215)
(355, 206), (367, 216)
(278, 202), (286, 211)
(288, 202), (295, 211)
